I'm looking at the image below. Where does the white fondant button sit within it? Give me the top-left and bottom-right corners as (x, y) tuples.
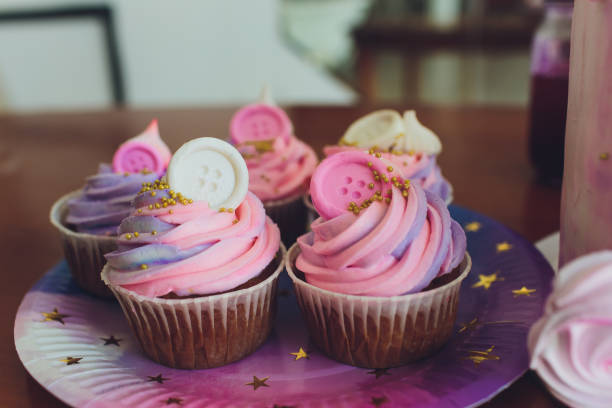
(166, 138), (248, 210)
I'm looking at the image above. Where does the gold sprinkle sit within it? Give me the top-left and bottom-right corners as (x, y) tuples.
(133, 232), (139, 237)
(402, 190), (409, 197)
(233, 219), (239, 224)
(375, 153), (381, 158)
(373, 170), (378, 176)
(169, 209), (174, 214)
(391, 176), (397, 182)
(387, 166), (394, 172)
(151, 191), (157, 197)
(148, 204), (153, 210)
(227, 208), (234, 213)
(140, 264), (148, 270)
(155, 203), (161, 209)
(367, 162), (373, 167)
(124, 172), (130, 176)
(385, 198), (391, 204)
(125, 233), (132, 240)
(162, 202), (168, 208)
(188, 199), (193, 204)
(137, 209), (143, 214)
(368, 183), (374, 189)
(600, 153), (609, 160)
(219, 207), (226, 212)
(152, 230), (157, 235)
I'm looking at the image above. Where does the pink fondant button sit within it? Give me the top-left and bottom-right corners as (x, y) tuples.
(112, 120), (171, 176)
(230, 104), (292, 145)
(113, 143), (160, 174)
(310, 150), (396, 220)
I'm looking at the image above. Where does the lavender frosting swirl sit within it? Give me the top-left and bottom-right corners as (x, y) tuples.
(65, 164), (158, 235)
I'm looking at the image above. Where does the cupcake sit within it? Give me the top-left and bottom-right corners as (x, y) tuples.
(303, 110), (452, 221)
(287, 149), (469, 368)
(49, 120), (171, 297)
(528, 251), (612, 408)
(102, 137), (283, 369)
(229, 87), (317, 244)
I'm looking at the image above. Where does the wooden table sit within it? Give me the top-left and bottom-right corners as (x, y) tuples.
(1, 105), (562, 407)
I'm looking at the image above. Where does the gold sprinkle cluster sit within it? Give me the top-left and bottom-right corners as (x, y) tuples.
(121, 179), (196, 240)
(347, 150), (412, 215)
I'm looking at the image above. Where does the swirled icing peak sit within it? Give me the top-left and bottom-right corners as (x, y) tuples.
(297, 150), (465, 296)
(229, 88), (317, 201)
(528, 251), (612, 408)
(105, 138), (281, 297)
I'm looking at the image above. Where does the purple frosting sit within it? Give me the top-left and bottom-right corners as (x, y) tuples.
(65, 164), (158, 236)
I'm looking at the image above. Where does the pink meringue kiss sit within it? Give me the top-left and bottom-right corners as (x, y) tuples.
(529, 251), (612, 408)
(112, 119), (172, 176)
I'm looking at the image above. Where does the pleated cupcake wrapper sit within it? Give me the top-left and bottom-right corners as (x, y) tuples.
(50, 191), (117, 298)
(286, 243), (472, 369)
(264, 192), (308, 245)
(101, 244), (286, 369)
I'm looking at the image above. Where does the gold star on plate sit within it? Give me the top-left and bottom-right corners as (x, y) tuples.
(367, 368), (391, 379)
(464, 222), (482, 232)
(464, 346), (501, 366)
(496, 242), (512, 253)
(512, 286), (536, 297)
(164, 397), (182, 405)
(290, 348), (309, 361)
(458, 318), (481, 333)
(101, 335), (122, 346)
(471, 271), (503, 290)
(42, 308), (69, 324)
(61, 357), (82, 365)
(371, 396), (388, 407)
(246, 376), (269, 391)
(147, 374), (169, 384)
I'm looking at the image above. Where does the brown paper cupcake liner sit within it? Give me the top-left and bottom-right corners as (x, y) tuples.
(264, 193), (308, 245)
(101, 243), (286, 369)
(286, 243), (471, 369)
(50, 191), (116, 298)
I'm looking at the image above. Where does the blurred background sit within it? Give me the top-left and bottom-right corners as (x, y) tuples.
(0, 0), (544, 112)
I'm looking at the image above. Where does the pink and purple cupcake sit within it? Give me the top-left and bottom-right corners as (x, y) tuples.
(50, 120), (171, 297)
(229, 88), (317, 244)
(287, 149), (469, 368)
(102, 137), (284, 369)
(304, 110), (451, 222)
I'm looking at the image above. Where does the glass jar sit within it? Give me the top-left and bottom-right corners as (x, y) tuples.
(527, 2), (572, 186)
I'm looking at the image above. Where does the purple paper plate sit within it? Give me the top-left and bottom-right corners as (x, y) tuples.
(14, 206), (554, 408)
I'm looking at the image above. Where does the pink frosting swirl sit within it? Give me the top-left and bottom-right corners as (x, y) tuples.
(528, 251), (612, 408)
(296, 153), (465, 297)
(235, 136), (317, 202)
(105, 184), (280, 298)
